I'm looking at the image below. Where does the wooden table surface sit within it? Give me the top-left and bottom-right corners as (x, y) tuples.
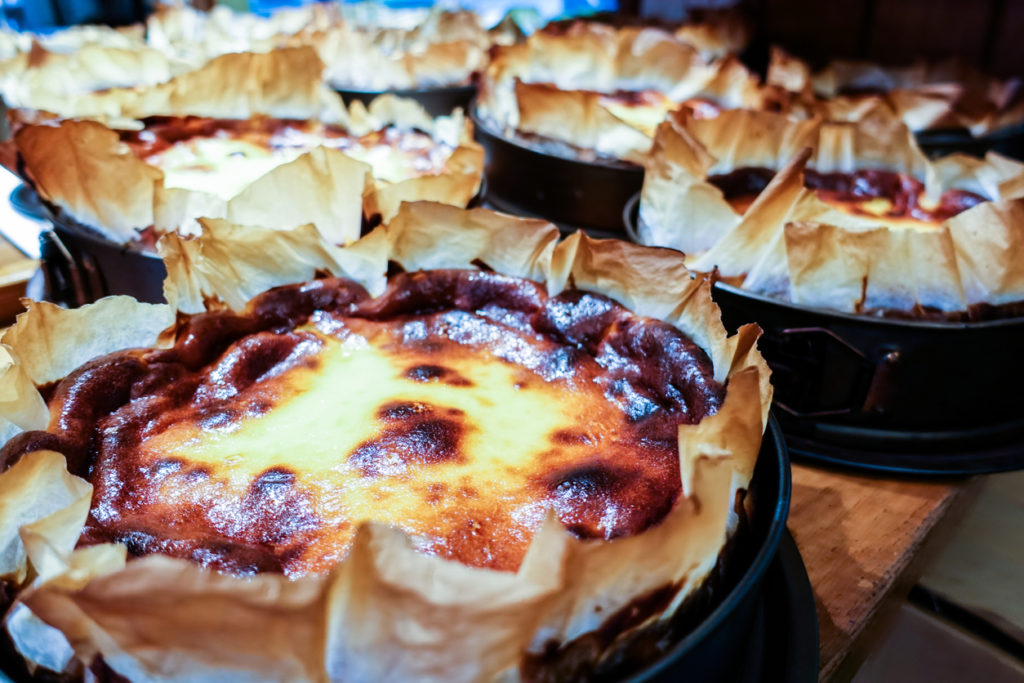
(789, 463), (973, 681)
(0, 238), (33, 326)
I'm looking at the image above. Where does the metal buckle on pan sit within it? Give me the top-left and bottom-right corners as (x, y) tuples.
(621, 192), (641, 242)
(764, 326), (877, 418)
(38, 229), (104, 307)
(860, 348), (904, 416)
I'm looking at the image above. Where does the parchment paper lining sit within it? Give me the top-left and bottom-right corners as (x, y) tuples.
(638, 108), (1024, 314)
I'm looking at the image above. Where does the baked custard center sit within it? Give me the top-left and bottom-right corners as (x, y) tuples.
(147, 326), (573, 482)
(132, 321), (602, 575)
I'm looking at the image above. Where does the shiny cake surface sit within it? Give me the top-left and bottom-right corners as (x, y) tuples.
(3, 270), (723, 577)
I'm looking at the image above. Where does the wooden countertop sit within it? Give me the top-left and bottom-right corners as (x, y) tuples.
(0, 170), (40, 323)
(0, 238), (34, 326)
(789, 464), (973, 681)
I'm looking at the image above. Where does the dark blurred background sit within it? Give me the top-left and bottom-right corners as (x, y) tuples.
(633, 0), (1024, 77)
(738, 0), (1023, 78)
(3, 0), (1022, 77)
(1, 0), (148, 27)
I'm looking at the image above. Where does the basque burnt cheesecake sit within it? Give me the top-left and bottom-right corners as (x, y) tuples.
(4, 48), (483, 246)
(0, 22), (145, 61)
(637, 108), (1024, 318)
(0, 42), (182, 117)
(765, 48), (1024, 139)
(144, 1), (331, 68)
(0, 4), (519, 102)
(147, 3), (517, 93)
(475, 20), (762, 165)
(1, 46), (326, 125)
(3, 271), (721, 577)
(0, 20), (152, 102)
(291, 6), (509, 92)
(117, 113), (473, 199)
(540, 10), (750, 62)
(0, 203), (770, 681)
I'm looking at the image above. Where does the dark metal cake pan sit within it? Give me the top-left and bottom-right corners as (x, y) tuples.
(712, 283), (1024, 475)
(335, 84), (476, 118)
(624, 193), (1024, 474)
(471, 106), (643, 233)
(915, 122), (1024, 161)
(38, 206), (167, 307)
(625, 417), (798, 682)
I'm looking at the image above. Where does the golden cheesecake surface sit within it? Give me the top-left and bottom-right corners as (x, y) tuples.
(5, 270), (724, 577)
(709, 166), (985, 229)
(122, 116), (455, 199)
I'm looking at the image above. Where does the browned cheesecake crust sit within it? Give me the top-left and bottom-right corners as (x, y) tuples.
(708, 166), (985, 222)
(1, 270), (723, 578)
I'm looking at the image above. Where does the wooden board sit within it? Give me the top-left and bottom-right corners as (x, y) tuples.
(0, 237), (34, 327)
(789, 464), (972, 681)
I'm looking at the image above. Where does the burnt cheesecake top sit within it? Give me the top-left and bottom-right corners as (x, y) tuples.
(708, 166), (985, 227)
(2, 269), (723, 578)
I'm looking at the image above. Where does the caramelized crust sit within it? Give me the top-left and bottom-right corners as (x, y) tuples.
(709, 166), (985, 225)
(122, 116), (442, 160)
(2, 271), (723, 577)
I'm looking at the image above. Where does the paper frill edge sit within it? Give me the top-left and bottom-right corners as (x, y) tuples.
(638, 107), (1024, 313)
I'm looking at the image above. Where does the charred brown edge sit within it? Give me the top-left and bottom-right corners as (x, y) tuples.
(520, 487), (755, 682)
